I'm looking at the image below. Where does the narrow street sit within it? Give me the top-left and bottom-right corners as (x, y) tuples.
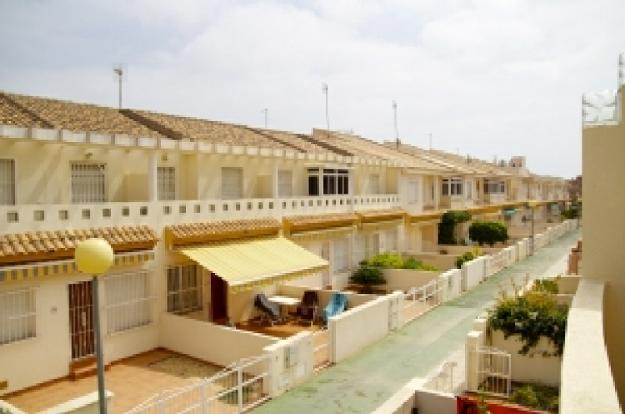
(253, 228), (581, 414)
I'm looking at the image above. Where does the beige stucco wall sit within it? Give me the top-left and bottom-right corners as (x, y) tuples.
(490, 330), (561, 386)
(582, 86), (625, 405)
(0, 263), (158, 396)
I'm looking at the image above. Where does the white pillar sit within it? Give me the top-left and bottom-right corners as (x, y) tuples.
(148, 151), (158, 202)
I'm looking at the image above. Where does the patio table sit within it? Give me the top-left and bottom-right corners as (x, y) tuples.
(268, 295), (301, 317)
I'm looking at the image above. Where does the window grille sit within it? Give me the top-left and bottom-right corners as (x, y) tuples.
(0, 287), (36, 345)
(167, 265), (202, 314)
(105, 270), (152, 334)
(71, 162), (106, 203)
(0, 159), (16, 205)
(332, 238), (349, 273)
(221, 167), (243, 199)
(157, 166), (176, 201)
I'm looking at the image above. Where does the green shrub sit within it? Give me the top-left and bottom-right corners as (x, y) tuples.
(469, 221), (508, 246)
(510, 383), (559, 413)
(561, 205), (580, 219)
(438, 210), (471, 245)
(455, 251), (475, 269)
(350, 264), (385, 293)
(367, 253), (438, 271)
(532, 279), (559, 294)
(367, 252), (404, 269)
(402, 257), (438, 271)
(488, 291), (567, 355)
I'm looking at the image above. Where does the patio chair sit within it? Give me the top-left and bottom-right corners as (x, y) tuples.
(322, 292), (348, 324)
(254, 293), (281, 325)
(296, 290), (319, 326)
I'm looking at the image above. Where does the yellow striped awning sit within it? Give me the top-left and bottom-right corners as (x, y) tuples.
(179, 237), (329, 293)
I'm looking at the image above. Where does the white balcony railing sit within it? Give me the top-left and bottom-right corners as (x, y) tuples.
(0, 194), (401, 233)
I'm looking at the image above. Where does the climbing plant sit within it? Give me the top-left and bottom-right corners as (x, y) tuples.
(438, 210), (471, 245)
(488, 291), (567, 356)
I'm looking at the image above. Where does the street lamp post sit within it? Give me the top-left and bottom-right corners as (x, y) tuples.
(527, 200), (538, 256)
(75, 238), (114, 414)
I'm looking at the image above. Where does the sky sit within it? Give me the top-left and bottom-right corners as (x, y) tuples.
(1, 0), (624, 178)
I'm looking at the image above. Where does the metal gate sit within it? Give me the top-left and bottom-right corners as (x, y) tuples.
(473, 346), (512, 397)
(68, 280), (95, 359)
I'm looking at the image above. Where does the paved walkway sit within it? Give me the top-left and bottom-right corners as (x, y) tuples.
(253, 228), (581, 414)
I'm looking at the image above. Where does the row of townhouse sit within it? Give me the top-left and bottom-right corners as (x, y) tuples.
(0, 91), (568, 399)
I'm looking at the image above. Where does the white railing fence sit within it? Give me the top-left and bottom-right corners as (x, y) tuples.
(126, 355), (270, 414)
(424, 361), (458, 394)
(472, 346), (512, 398)
(403, 278), (442, 322)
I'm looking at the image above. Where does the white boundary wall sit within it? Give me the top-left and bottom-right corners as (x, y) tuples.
(328, 291), (403, 363)
(159, 312), (279, 367)
(462, 256), (486, 291)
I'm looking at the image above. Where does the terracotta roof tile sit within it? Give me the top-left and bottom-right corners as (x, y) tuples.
(285, 213), (359, 233)
(4, 93), (164, 138)
(0, 225), (158, 266)
(166, 218), (281, 247)
(357, 208), (406, 223)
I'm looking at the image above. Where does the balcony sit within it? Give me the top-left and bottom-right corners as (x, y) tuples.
(0, 194), (401, 232)
(439, 195), (468, 210)
(560, 279), (621, 413)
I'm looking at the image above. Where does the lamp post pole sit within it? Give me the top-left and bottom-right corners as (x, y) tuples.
(92, 276), (107, 414)
(75, 238), (114, 414)
(529, 204), (536, 256)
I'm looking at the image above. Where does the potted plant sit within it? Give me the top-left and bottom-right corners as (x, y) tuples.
(349, 263), (385, 293)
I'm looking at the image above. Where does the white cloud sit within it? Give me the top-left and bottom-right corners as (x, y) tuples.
(1, 0), (624, 177)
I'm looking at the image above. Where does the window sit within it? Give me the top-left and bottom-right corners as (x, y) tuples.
(0, 287), (36, 345)
(307, 168), (319, 196)
(365, 233), (380, 258)
(0, 159), (15, 205)
(278, 170), (292, 197)
(484, 179), (505, 194)
(71, 162), (106, 203)
(369, 174), (380, 194)
(105, 270), (152, 334)
(221, 167), (243, 199)
(386, 229), (398, 252)
(442, 178), (463, 196)
(332, 238), (349, 273)
(157, 166), (176, 201)
(307, 168), (349, 196)
(167, 265), (202, 314)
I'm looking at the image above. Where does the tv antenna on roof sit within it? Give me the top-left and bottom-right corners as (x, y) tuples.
(262, 108), (268, 128)
(392, 100), (400, 148)
(322, 83), (330, 137)
(113, 65), (124, 109)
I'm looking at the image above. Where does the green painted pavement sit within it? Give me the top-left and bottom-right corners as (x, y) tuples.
(253, 228), (581, 414)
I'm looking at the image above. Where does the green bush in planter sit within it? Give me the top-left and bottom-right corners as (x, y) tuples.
(350, 264), (385, 293)
(367, 252), (404, 268)
(469, 221), (508, 246)
(455, 251), (475, 269)
(402, 257), (438, 271)
(487, 290), (567, 356)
